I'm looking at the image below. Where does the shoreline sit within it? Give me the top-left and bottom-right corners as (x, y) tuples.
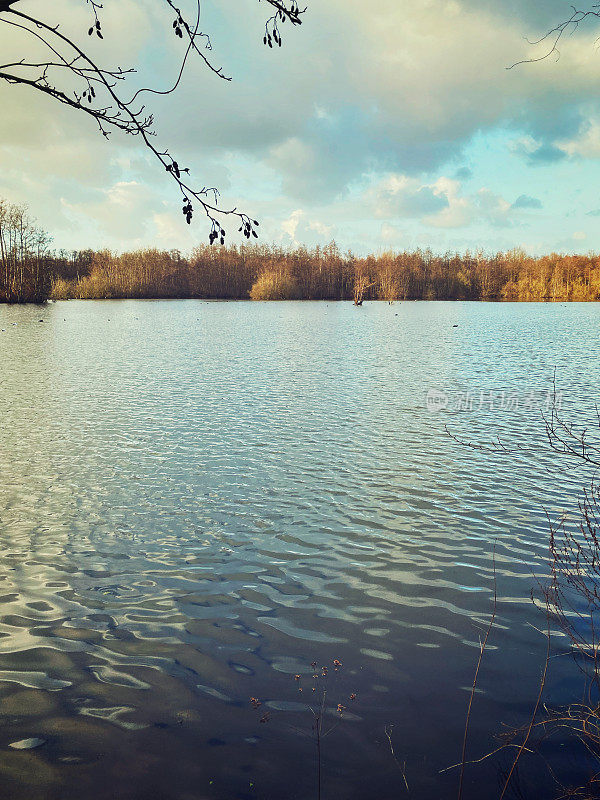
(3, 297), (600, 305)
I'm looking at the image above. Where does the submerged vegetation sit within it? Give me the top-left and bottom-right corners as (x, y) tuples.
(250, 659), (359, 800)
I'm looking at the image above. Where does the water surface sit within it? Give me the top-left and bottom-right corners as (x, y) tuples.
(0, 300), (598, 800)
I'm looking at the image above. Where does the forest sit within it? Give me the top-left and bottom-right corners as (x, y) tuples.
(44, 245), (600, 303)
(3, 201), (600, 303)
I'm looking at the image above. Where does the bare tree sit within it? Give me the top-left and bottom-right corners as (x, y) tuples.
(0, 0), (305, 241)
(352, 271), (376, 306)
(0, 199), (52, 302)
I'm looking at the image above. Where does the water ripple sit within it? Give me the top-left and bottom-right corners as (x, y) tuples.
(1, 300), (599, 799)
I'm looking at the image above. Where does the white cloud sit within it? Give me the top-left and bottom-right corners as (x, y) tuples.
(380, 222), (403, 243)
(153, 211), (196, 249)
(281, 209), (304, 243)
(308, 219), (334, 237)
(370, 174), (448, 218)
(60, 180), (158, 242)
(559, 115), (600, 158)
(365, 173), (524, 231)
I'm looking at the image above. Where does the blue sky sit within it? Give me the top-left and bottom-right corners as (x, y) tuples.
(2, 0), (600, 255)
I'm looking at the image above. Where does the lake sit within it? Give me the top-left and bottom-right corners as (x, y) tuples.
(0, 299), (599, 800)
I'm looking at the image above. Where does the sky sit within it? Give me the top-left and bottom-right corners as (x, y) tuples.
(2, 0), (600, 255)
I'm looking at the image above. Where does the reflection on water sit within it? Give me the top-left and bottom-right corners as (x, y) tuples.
(0, 299), (599, 799)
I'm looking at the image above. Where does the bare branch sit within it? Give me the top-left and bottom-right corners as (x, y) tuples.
(508, 4), (600, 69)
(0, 0), (306, 240)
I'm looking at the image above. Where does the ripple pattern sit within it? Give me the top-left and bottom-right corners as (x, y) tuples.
(0, 299), (599, 799)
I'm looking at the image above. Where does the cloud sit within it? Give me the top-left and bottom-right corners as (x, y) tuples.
(476, 188), (514, 228)
(308, 219), (335, 237)
(60, 181), (162, 243)
(149, 0), (600, 200)
(370, 175), (448, 219)
(530, 145), (568, 164)
(512, 137), (568, 165)
(512, 194), (543, 210)
(425, 183), (517, 230)
(152, 211), (197, 250)
(454, 167), (473, 181)
(460, 0), (571, 28)
(281, 209), (304, 243)
(559, 115), (600, 158)
(366, 174), (520, 231)
(278, 209), (336, 245)
(380, 222), (404, 243)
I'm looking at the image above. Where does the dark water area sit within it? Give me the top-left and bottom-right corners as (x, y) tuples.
(0, 299), (599, 800)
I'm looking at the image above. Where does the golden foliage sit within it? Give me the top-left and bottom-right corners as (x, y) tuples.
(12, 235), (600, 304)
(250, 267), (299, 300)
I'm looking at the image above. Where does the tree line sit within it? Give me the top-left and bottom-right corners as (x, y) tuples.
(4, 202), (600, 303)
(48, 243), (600, 303)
